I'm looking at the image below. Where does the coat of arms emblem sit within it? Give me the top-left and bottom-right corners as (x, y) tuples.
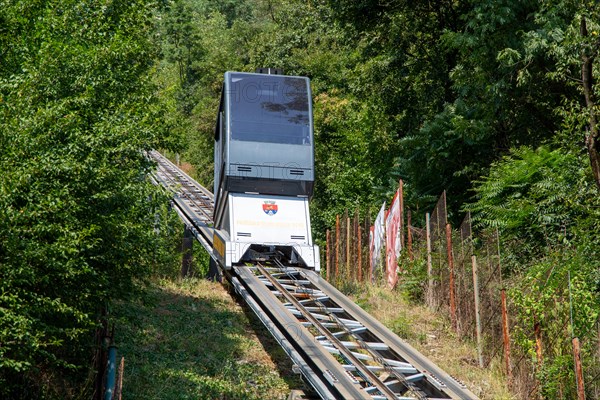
(262, 201), (278, 216)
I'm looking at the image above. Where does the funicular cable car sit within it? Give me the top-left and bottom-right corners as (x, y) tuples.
(212, 70), (320, 270)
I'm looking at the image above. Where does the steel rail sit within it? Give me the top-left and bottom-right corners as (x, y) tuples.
(302, 271), (476, 399)
(250, 260), (479, 399)
(326, 311), (428, 399)
(269, 259), (430, 398)
(234, 265), (370, 399)
(148, 150), (479, 400)
(255, 262), (399, 400)
(229, 276), (337, 400)
(148, 150), (215, 251)
(149, 150), (213, 221)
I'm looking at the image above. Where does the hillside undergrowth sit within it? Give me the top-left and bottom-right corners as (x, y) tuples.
(112, 278), (304, 400)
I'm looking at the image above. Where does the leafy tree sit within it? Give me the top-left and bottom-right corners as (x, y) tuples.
(0, 0), (177, 396)
(503, 0), (600, 191)
(467, 146), (599, 267)
(150, 2), (600, 395)
(510, 245), (600, 399)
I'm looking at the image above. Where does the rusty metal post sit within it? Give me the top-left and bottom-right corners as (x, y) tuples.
(364, 212), (371, 284)
(326, 230), (331, 281)
(446, 223), (457, 331)
(472, 255), (484, 368)
(354, 209), (359, 281)
(501, 289), (513, 387)
(407, 210), (413, 261)
(426, 213), (433, 309)
(358, 225), (363, 282)
(573, 337), (586, 400)
(535, 321), (543, 366)
(335, 215), (340, 278)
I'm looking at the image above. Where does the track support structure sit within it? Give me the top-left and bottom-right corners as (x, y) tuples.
(149, 150), (479, 400)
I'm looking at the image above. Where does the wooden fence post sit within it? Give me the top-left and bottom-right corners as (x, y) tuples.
(115, 357), (124, 400)
(426, 213), (433, 309)
(407, 210), (413, 261)
(501, 289), (513, 387)
(354, 209), (359, 281)
(364, 213), (370, 284)
(446, 223), (457, 332)
(472, 255), (484, 368)
(326, 230), (331, 281)
(573, 337), (586, 400)
(346, 216), (351, 281)
(335, 215), (340, 279)
(358, 226), (363, 282)
(399, 179), (404, 249)
(535, 321), (543, 366)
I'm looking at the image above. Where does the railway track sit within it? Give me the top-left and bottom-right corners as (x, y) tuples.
(148, 150), (479, 400)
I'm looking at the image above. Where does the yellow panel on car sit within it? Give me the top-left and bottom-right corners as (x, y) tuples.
(213, 233), (226, 259)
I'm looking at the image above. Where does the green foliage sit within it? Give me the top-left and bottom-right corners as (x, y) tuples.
(0, 0), (178, 396)
(467, 147), (599, 267)
(397, 254), (428, 303)
(510, 245), (600, 399)
(153, 0), (259, 187)
(311, 91), (397, 234)
(467, 144), (600, 396)
(156, 0), (396, 230)
(154, 4), (600, 396)
(393, 101), (493, 216)
(497, 1), (600, 165)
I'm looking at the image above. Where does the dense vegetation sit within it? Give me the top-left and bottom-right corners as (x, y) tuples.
(156, 0), (600, 398)
(1, 0), (599, 398)
(0, 1), (180, 397)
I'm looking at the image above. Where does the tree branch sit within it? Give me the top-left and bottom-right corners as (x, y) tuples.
(581, 16), (600, 191)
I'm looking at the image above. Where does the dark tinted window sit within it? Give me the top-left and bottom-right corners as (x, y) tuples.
(228, 73), (311, 145)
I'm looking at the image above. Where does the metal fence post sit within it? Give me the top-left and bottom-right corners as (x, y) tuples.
(501, 289), (513, 387)
(104, 345), (117, 400)
(358, 225), (362, 282)
(472, 255), (484, 368)
(335, 215), (340, 279)
(346, 216), (351, 281)
(181, 225), (194, 277)
(446, 223), (457, 332)
(407, 210), (413, 261)
(573, 337), (586, 400)
(426, 213), (433, 309)
(326, 229), (331, 281)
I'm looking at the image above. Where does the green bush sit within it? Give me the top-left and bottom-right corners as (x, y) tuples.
(0, 1), (178, 397)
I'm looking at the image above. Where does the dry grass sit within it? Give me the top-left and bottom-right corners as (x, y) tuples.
(179, 162), (195, 176)
(348, 283), (515, 400)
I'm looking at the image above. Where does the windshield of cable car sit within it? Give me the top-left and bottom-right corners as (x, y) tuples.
(228, 73), (311, 146)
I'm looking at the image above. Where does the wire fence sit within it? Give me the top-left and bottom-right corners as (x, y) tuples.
(324, 189), (599, 400)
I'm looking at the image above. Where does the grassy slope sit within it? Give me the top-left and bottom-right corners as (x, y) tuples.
(346, 283), (515, 400)
(113, 276), (512, 399)
(112, 278), (303, 400)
